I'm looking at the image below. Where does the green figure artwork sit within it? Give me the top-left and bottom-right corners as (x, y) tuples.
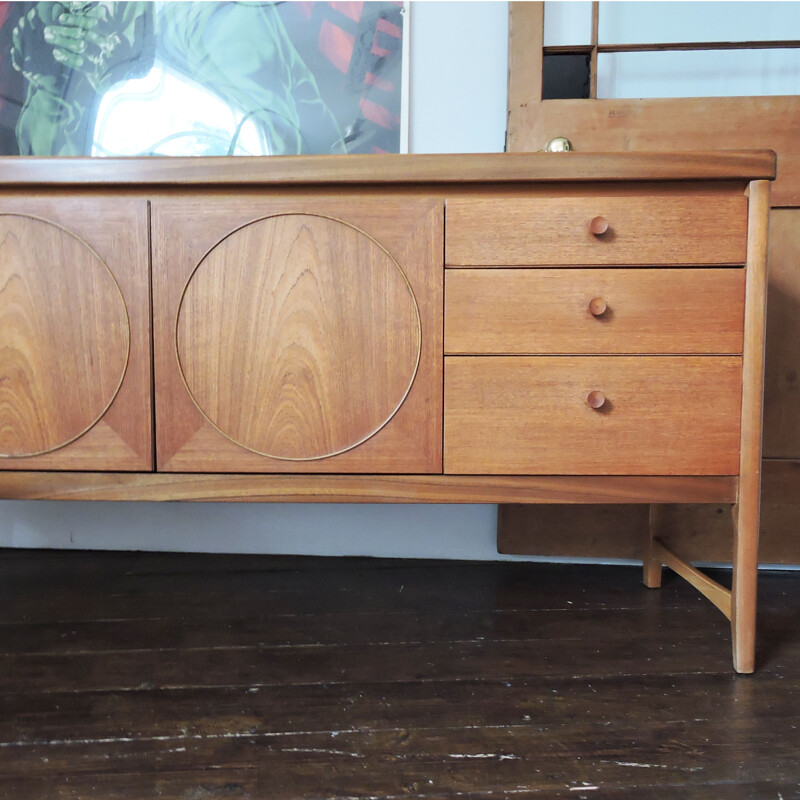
(4, 1), (404, 156)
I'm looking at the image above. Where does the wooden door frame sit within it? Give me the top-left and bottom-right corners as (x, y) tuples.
(506, 2), (800, 206)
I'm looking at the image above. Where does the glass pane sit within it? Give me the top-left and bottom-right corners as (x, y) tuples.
(544, 2), (593, 46)
(599, 1), (800, 45)
(0, 1), (407, 156)
(597, 48), (800, 98)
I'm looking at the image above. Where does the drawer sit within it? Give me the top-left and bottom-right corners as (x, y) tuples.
(444, 356), (742, 475)
(445, 268), (745, 355)
(445, 191), (747, 266)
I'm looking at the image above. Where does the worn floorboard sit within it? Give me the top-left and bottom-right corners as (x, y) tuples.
(0, 549), (798, 799)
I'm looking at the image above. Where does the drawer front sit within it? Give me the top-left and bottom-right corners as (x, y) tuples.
(444, 356), (742, 475)
(445, 268), (745, 355)
(445, 192), (747, 266)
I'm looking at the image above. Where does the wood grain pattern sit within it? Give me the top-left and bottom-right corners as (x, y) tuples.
(507, 2), (544, 124)
(176, 214), (420, 461)
(497, 460), (800, 565)
(650, 538), (733, 619)
(504, 17), (794, 576)
(643, 503), (664, 588)
(152, 195), (442, 474)
(732, 179), (771, 673)
(0, 152), (776, 187)
(0, 472), (737, 504)
(0, 215), (128, 457)
(772, 155), (800, 208)
(445, 190), (748, 266)
(763, 209), (800, 457)
(506, 95), (793, 204)
(444, 356), (742, 475)
(445, 268), (746, 355)
(0, 197), (151, 470)
(2, 551), (800, 799)
(498, 503), (649, 560)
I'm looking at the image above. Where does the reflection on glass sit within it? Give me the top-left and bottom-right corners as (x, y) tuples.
(93, 63), (269, 156)
(543, 1), (593, 47)
(1, 1), (405, 156)
(597, 49), (800, 99)
(598, 1), (800, 45)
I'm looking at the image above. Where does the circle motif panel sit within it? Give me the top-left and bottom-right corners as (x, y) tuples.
(0, 214), (130, 457)
(176, 213), (421, 461)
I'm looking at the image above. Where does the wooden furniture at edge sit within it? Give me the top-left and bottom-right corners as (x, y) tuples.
(501, 1), (800, 568)
(0, 152), (775, 673)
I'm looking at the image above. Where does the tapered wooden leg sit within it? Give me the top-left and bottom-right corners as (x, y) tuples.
(643, 503), (663, 588)
(730, 179), (769, 675)
(731, 499), (759, 674)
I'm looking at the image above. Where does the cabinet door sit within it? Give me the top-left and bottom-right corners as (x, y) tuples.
(0, 196), (152, 471)
(152, 195), (442, 473)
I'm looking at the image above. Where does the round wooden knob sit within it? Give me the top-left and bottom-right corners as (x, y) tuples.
(590, 216), (609, 236)
(588, 297), (607, 317)
(587, 390), (606, 409)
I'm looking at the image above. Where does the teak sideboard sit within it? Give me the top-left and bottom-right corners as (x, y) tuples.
(0, 152), (775, 673)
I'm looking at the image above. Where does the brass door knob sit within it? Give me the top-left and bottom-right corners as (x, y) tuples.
(588, 297), (608, 317)
(587, 390), (606, 409)
(590, 216), (609, 236)
(545, 137), (573, 153)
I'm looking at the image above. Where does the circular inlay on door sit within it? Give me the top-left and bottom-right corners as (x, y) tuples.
(0, 214), (130, 458)
(176, 213), (421, 461)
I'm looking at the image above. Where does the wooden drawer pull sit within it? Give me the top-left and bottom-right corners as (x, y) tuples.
(586, 390), (606, 410)
(588, 297), (608, 317)
(590, 216), (609, 236)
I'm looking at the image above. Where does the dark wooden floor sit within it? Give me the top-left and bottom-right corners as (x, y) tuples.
(1, 549), (799, 799)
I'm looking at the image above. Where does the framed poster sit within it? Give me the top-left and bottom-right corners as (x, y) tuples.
(0, 1), (407, 156)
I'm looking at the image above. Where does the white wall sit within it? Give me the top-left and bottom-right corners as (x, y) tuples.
(546, 1), (800, 99)
(0, 1), (512, 558)
(409, 2), (509, 153)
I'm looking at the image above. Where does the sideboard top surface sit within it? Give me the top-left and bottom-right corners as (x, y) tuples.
(0, 151), (776, 187)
